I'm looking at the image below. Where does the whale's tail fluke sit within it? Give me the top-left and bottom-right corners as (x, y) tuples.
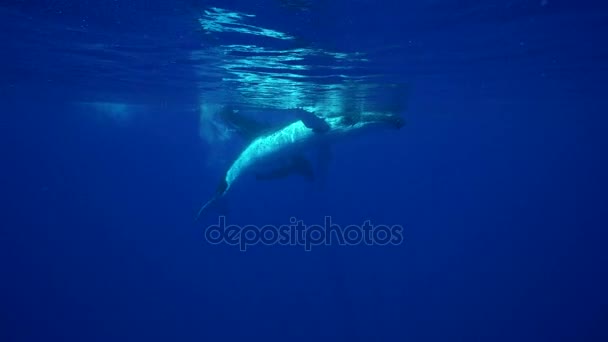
(194, 177), (229, 222)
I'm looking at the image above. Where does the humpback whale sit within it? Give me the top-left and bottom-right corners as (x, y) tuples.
(195, 107), (404, 220)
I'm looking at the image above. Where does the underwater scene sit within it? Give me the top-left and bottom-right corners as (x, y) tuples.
(1, 0), (607, 341)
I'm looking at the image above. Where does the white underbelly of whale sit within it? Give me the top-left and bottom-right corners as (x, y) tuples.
(225, 118), (347, 189)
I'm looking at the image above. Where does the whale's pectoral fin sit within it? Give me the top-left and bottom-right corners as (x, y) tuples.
(195, 196), (219, 222)
(255, 155), (314, 181)
(195, 178), (229, 222)
(293, 108), (330, 133)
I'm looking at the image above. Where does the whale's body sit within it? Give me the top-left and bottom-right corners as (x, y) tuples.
(227, 117), (360, 189)
(196, 110), (403, 219)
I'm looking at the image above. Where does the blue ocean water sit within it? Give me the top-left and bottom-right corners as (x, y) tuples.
(1, 0), (607, 341)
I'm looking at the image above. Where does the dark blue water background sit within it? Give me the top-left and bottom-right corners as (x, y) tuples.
(1, 1), (607, 341)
